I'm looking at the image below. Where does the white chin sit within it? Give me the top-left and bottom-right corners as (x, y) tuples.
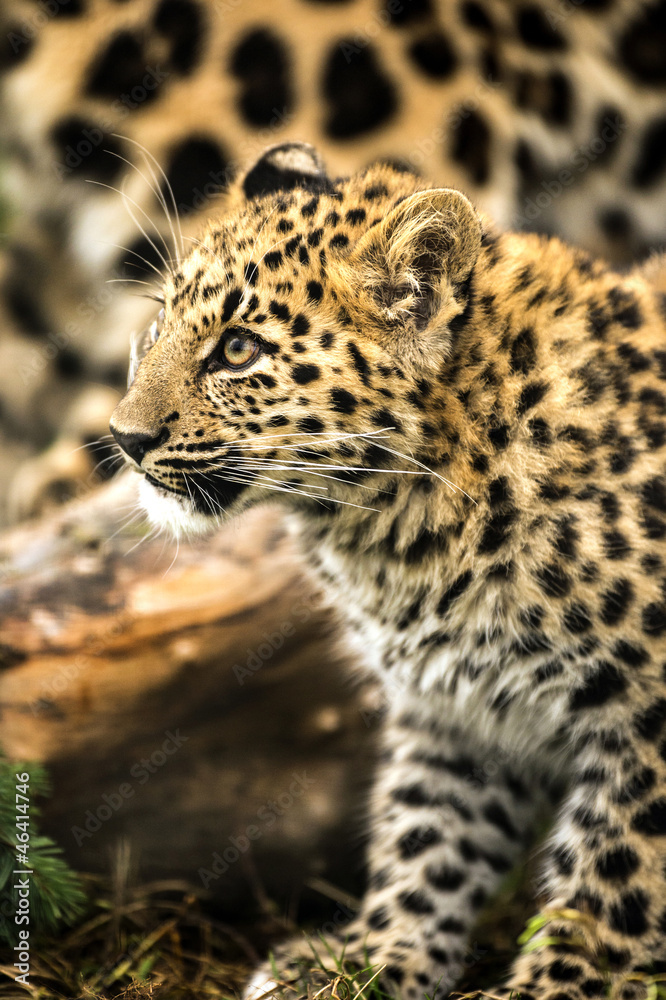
(138, 476), (218, 539)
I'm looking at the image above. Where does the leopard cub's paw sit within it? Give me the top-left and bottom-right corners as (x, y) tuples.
(244, 932), (382, 1000)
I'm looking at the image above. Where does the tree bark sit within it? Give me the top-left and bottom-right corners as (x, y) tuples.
(0, 473), (379, 914)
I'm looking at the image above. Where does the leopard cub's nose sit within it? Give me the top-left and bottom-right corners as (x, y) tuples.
(110, 425), (168, 466)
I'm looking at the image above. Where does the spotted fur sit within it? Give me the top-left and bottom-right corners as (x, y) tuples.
(2, 0), (666, 520)
(109, 143), (666, 1000)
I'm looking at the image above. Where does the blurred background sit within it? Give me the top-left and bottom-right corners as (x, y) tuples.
(0, 0), (665, 995)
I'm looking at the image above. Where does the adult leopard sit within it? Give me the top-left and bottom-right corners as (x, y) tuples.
(1, 0), (666, 520)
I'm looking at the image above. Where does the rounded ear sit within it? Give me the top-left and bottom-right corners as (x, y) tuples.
(351, 187), (482, 330)
(242, 142), (331, 199)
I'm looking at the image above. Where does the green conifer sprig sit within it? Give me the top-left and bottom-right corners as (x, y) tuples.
(0, 751), (86, 945)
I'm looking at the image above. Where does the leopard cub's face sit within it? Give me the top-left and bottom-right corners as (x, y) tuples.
(109, 143), (481, 537)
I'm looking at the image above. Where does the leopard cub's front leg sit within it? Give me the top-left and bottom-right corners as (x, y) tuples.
(247, 714), (543, 999)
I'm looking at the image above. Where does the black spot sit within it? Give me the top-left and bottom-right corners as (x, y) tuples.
(563, 602), (592, 634)
(263, 251), (282, 272)
(619, 0), (666, 85)
(517, 380), (547, 415)
(642, 476), (666, 512)
(55, 348), (85, 379)
(0, 21), (37, 69)
(436, 570), (473, 617)
(488, 423), (510, 450)
(398, 890), (434, 915)
(402, 530), (445, 564)
(604, 530), (631, 561)
(363, 183), (389, 203)
(545, 70), (572, 126)
(549, 960), (583, 983)
(478, 509), (517, 554)
(613, 640), (649, 668)
(615, 767), (656, 804)
(634, 699), (666, 741)
(345, 208), (366, 225)
(322, 42), (398, 139)
(348, 342), (371, 386)
(408, 32), (457, 79)
(382, 0), (432, 25)
(367, 906), (390, 930)
(152, 0), (205, 75)
(229, 28), (294, 127)
(86, 31), (156, 101)
(462, 1), (495, 32)
(221, 288), (242, 323)
(488, 476), (511, 506)
(425, 864), (466, 891)
(438, 916), (466, 933)
(569, 661), (628, 710)
(643, 602), (666, 635)
(306, 280), (324, 303)
(330, 233), (349, 250)
(608, 889), (649, 937)
(397, 826), (442, 859)
(536, 562), (571, 599)
(553, 517), (579, 562)
(292, 363), (320, 385)
(599, 579), (634, 627)
(450, 110), (491, 186)
(163, 136), (230, 210)
(581, 981), (607, 999)
(510, 327), (537, 374)
(632, 797), (666, 835)
(633, 117), (666, 189)
(291, 314), (310, 337)
(611, 290), (643, 331)
(599, 208), (632, 242)
(298, 416), (324, 435)
(517, 5), (567, 49)
(596, 845), (640, 881)
(330, 388), (357, 414)
(552, 845), (575, 876)
(50, 117), (126, 182)
(483, 800), (519, 840)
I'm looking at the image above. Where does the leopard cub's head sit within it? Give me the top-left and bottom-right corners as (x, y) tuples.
(110, 142), (482, 537)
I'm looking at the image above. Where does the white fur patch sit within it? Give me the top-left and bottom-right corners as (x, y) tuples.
(138, 476), (218, 539)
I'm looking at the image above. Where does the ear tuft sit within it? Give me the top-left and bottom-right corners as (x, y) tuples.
(242, 142), (331, 199)
(352, 187), (482, 332)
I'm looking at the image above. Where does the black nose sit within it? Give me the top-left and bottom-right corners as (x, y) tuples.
(110, 426), (169, 465)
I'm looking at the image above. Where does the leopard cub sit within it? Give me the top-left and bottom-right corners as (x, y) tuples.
(110, 143), (666, 1000)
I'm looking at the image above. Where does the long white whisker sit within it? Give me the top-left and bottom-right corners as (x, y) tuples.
(116, 134), (185, 260)
(98, 239), (165, 280)
(87, 178), (172, 275)
(102, 147), (180, 268)
(208, 472), (379, 512)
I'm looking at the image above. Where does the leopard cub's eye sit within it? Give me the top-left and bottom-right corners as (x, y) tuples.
(128, 306), (165, 387)
(224, 333), (258, 368)
(149, 307), (165, 345)
(207, 328), (262, 373)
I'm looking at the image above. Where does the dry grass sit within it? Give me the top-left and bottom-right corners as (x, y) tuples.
(0, 859), (533, 1000)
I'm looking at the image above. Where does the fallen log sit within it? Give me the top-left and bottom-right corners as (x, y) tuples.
(0, 472), (380, 914)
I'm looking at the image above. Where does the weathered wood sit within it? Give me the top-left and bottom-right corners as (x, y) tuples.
(0, 473), (379, 911)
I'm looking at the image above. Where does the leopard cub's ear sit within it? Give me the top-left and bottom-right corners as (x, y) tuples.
(350, 187), (482, 333)
(242, 142), (331, 199)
